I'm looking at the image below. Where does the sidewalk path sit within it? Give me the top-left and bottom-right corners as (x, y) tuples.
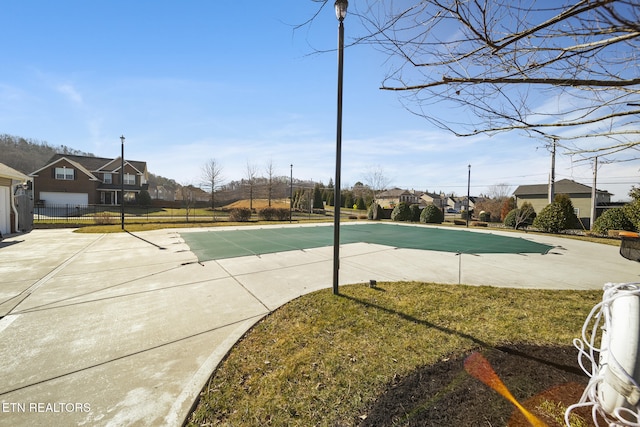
(0, 225), (637, 426)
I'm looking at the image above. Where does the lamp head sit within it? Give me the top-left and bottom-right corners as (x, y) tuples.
(334, 0), (348, 21)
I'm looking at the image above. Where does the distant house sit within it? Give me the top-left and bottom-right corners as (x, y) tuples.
(149, 185), (176, 202)
(0, 163), (33, 235)
(452, 196), (476, 213)
(513, 178), (612, 228)
(420, 192), (448, 209)
(375, 188), (422, 208)
(30, 154), (148, 206)
(174, 185), (209, 203)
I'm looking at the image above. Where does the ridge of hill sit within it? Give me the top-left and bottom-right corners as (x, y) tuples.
(0, 133), (94, 175)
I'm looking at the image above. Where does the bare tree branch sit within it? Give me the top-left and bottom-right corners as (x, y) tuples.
(310, 0), (640, 161)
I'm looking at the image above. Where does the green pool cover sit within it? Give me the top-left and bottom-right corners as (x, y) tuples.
(181, 223), (552, 263)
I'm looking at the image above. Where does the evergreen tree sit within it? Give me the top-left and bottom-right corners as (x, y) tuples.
(313, 184), (324, 209)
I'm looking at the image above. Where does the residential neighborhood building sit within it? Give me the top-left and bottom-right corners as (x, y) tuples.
(149, 185), (176, 202)
(375, 188), (422, 208)
(375, 188), (468, 213)
(174, 185), (209, 203)
(30, 154), (148, 206)
(0, 162), (33, 235)
(451, 196), (476, 213)
(420, 192), (450, 210)
(513, 178), (612, 228)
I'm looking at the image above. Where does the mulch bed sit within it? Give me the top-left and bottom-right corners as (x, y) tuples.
(357, 344), (596, 426)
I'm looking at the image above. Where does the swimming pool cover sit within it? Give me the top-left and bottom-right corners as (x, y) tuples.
(180, 223), (553, 263)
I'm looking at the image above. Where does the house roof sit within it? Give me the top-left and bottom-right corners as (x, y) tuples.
(0, 163), (30, 181)
(376, 188), (411, 198)
(30, 154), (147, 176)
(513, 179), (611, 196)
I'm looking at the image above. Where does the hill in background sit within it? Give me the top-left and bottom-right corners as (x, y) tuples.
(0, 133), (178, 194)
(0, 133), (94, 175)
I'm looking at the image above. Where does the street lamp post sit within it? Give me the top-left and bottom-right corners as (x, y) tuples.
(290, 164), (293, 223)
(120, 135), (125, 230)
(333, 0), (348, 296)
(466, 164), (471, 228)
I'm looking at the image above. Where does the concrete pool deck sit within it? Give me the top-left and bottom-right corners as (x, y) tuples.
(0, 223), (637, 425)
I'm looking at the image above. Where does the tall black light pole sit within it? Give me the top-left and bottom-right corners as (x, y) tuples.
(290, 164), (293, 223)
(120, 135), (125, 230)
(333, 0), (348, 296)
(466, 164), (471, 228)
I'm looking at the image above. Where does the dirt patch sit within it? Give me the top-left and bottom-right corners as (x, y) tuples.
(357, 344), (596, 426)
(223, 199), (290, 210)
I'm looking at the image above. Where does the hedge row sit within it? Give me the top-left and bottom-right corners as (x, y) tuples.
(227, 207), (291, 222)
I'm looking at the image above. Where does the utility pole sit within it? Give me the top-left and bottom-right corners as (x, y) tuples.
(590, 156), (598, 230)
(466, 164), (471, 228)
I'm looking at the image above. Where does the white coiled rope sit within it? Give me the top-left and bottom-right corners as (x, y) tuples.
(566, 283), (640, 427)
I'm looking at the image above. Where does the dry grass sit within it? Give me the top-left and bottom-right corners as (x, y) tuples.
(223, 199), (291, 210)
(187, 282), (601, 426)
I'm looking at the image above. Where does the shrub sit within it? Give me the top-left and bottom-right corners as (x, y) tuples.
(593, 207), (635, 235)
(501, 197), (517, 221)
(258, 207), (276, 221)
(504, 203), (536, 229)
(229, 208), (252, 222)
(94, 211), (115, 225)
(532, 194), (579, 233)
(136, 189), (152, 207)
(624, 199), (640, 232)
(367, 203), (381, 220)
(409, 204), (421, 222)
(275, 208), (290, 221)
(391, 202), (412, 222)
(420, 204), (444, 224)
(478, 211), (491, 222)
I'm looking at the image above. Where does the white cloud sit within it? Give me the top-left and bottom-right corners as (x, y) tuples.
(56, 83), (83, 105)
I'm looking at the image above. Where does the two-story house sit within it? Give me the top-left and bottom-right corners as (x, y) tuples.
(513, 178), (612, 228)
(375, 188), (423, 208)
(30, 154), (148, 206)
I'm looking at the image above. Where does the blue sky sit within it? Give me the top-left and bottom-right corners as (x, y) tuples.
(1, 0), (636, 201)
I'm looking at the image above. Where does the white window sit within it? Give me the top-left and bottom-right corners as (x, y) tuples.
(103, 173), (112, 184)
(124, 173), (136, 185)
(55, 167), (74, 180)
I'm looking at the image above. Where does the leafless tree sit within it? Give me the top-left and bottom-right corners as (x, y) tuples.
(475, 183), (513, 221)
(487, 183), (513, 200)
(265, 159), (276, 207)
(363, 165), (391, 201)
(179, 183), (197, 222)
(244, 162), (258, 211)
(201, 158), (224, 220)
(310, 1), (640, 160)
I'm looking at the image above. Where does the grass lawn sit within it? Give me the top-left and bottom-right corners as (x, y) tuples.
(186, 281), (601, 426)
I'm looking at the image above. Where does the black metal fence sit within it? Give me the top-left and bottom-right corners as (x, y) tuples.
(34, 204), (153, 223)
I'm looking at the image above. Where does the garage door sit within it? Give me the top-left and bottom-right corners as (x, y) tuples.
(40, 192), (88, 206)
